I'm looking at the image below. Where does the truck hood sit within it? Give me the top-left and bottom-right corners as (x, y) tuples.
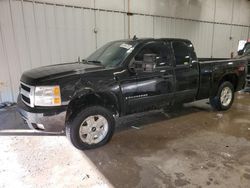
(21, 62), (104, 85)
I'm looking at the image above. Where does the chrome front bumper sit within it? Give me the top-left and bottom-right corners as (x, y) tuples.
(17, 95), (66, 133)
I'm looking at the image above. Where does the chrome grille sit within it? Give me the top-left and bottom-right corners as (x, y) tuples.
(20, 82), (35, 107)
(247, 75), (250, 85)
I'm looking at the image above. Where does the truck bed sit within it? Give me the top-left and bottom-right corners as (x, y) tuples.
(197, 58), (247, 100)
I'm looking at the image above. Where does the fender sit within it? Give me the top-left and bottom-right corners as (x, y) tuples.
(65, 78), (121, 122)
(211, 72), (238, 97)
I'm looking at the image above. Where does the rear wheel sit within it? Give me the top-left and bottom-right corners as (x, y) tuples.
(66, 106), (115, 150)
(210, 81), (234, 111)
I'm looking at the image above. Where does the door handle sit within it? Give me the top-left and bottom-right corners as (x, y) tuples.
(190, 60), (198, 68)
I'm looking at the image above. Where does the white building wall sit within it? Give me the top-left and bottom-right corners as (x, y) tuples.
(0, 0), (249, 102)
(96, 11), (127, 47)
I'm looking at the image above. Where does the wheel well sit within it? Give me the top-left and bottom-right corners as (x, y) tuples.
(65, 93), (119, 123)
(219, 74), (238, 90)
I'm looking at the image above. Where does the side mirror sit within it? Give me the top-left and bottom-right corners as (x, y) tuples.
(142, 54), (157, 72)
(238, 49), (244, 56)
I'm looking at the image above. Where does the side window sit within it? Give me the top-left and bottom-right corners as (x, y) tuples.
(244, 43), (250, 54)
(134, 42), (171, 67)
(172, 41), (191, 66)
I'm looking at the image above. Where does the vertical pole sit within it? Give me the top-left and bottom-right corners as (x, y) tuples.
(210, 0), (217, 58)
(53, 3), (61, 63)
(63, 4), (71, 63)
(21, 0), (33, 68)
(127, 0), (130, 39)
(32, 0), (42, 66)
(229, 0), (235, 56)
(152, 16), (155, 37)
(43, 2), (52, 64)
(123, 0), (126, 39)
(94, 0), (97, 49)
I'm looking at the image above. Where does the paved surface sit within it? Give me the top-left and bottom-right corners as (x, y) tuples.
(0, 91), (250, 187)
(0, 108), (112, 187)
(85, 92), (250, 188)
(0, 136), (112, 188)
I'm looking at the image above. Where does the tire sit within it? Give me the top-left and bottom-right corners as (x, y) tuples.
(66, 106), (115, 150)
(209, 81), (234, 111)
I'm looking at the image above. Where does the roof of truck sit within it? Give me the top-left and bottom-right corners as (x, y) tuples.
(160, 38), (191, 42)
(120, 37), (192, 44)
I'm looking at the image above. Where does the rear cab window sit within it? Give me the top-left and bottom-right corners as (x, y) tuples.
(172, 41), (197, 66)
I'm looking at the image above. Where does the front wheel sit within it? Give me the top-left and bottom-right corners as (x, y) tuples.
(209, 81), (234, 111)
(66, 106), (115, 150)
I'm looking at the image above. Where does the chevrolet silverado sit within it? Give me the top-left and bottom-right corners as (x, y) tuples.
(17, 38), (247, 150)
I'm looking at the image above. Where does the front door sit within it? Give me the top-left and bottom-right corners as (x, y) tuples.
(130, 41), (175, 112)
(113, 68), (138, 115)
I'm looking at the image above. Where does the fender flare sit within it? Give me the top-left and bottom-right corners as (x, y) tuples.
(65, 89), (120, 123)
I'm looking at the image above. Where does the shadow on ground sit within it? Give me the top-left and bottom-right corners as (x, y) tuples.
(83, 92), (250, 188)
(116, 99), (211, 133)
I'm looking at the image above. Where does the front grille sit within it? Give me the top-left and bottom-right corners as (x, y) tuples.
(20, 82), (35, 107)
(21, 94), (30, 104)
(247, 75), (250, 85)
(20, 83), (30, 92)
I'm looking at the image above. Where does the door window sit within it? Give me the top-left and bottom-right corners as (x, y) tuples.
(172, 41), (192, 66)
(134, 42), (171, 67)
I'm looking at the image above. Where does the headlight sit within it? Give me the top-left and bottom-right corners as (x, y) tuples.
(34, 86), (61, 106)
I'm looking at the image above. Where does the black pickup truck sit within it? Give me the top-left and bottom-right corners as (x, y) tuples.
(17, 38), (247, 150)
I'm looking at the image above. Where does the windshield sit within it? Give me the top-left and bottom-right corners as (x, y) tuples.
(86, 41), (135, 67)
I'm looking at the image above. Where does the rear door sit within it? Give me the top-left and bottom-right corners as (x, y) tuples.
(172, 41), (199, 102)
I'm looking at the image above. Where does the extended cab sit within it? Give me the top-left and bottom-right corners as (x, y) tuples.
(17, 38), (247, 150)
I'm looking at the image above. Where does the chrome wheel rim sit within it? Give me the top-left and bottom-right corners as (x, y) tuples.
(220, 87), (232, 107)
(79, 115), (109, 144)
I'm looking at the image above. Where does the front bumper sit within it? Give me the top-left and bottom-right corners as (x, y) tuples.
(17, 95), (67, 133)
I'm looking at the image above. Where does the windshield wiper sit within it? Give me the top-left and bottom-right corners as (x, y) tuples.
(87, 60), (102, 64)
(81, 59), (105, 67)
